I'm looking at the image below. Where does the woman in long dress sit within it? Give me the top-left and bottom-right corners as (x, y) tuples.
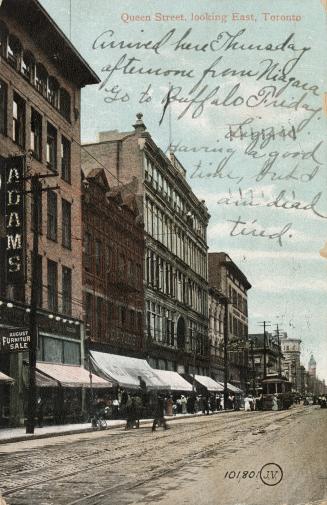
(244, 396), (251, 411)
(272, 394), (279, 411)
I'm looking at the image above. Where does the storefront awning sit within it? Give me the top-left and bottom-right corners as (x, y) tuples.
(227, 383), (243, 393)
(90, 351), (168, 390)
(35, 370), (58, 387)
(217, 381), (243, 394)
(194, 375), (224, 392)
(36, 362), (111, 388)
(0, 371), (14, 384)
(153, 369), (193, 392)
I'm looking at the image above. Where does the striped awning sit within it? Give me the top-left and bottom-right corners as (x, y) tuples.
(36, 362), (111, 388)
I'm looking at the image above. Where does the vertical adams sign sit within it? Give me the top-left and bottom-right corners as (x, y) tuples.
(1, 156), (26, 286)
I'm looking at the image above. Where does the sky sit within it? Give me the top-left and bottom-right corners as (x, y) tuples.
(40, 0), (327, 381)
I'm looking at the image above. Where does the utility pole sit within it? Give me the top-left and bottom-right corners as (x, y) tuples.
(276, 324), (282, 377)
(223, 297), (229, 405)
(258, 321), (271, 380)
(249, 338), (256, 395)
(26, 170), (58, 434)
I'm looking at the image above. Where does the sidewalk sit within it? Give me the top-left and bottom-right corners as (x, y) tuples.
(0, 411), (226, 445)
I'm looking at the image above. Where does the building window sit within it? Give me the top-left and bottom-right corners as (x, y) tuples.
(83, 232), (91, 272)
(61, 136), (71, 182)
(47, 190), (57, 241)
(62, 199), (71, 249)
(96, 297), (103, 339)
(46, 122), (57, 171)
(34, 254), (43, 308)
(85, 292), (93, 324)
(21, 50), (34, 82)
(0, 22), (8, 58)
(35, 63), (48, 96)
(47, 259), (58, 312)
(62, 266), (72, 315)
(13, 93), (25, 147)
(95, 240), (102, 276)
(47, 76), (59, 108)
(30, 108), (42, 160)
(120, 306), (126, 327)
(0, 80), (7, 135)
(7, 34), (21, 69)
(31, 191), (42, 234)
(60, 88), (71, 122)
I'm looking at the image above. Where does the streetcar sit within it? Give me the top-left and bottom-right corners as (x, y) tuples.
(261, 374), (293, 411)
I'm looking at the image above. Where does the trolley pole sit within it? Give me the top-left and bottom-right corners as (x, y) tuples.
(258, 321), (271, 381)
(26, 171), (58, 434)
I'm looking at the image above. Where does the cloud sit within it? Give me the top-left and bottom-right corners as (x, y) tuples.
(253, 275), (327, 293)
(224, 249), (324, 262)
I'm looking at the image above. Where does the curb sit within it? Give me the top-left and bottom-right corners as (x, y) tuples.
(0, 411), (229, 445)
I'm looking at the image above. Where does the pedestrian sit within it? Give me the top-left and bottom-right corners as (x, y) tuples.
(244, 395), (251, 412)
(166, 395), (174, 416)
(176, 396), (182, 414)
(203, 394), (210, 415)
(180, 395), (187, 414)
(133, 395), (143, 428)
(272, 394), (279, 411)
(152, 395), (170, 432)
(125, 394), (137, 429)
(216, 395), (221, 411)
(220, 394), (225, 411)
(112, 397), (119, 419)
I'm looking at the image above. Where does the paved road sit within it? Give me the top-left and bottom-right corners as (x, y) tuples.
(0, 406), (326, 505)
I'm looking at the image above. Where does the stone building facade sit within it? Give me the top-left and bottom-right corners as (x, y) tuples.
(81, 114), (210, 375)
(208, 287), (226, 382)
(208, 252), (251, 390)
(81, 168), (145, 357)
(280, 333), (301, 392)
(0, 0), (98, 425)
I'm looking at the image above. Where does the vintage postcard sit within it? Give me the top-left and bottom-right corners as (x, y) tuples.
(0, 0), (326, 504)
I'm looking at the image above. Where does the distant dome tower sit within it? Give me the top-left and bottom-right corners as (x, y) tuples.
(308, 354), (317, 377)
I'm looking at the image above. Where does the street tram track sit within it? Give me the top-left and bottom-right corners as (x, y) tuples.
(0, 410), (284, 481)
(0, 408), (304, 503)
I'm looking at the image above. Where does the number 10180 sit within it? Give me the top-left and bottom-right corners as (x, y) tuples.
(224, 470), (259, 480)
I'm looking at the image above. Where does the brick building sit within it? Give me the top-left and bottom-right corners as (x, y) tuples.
(0, 0), (99, 425)
(208, 252), (251, 390)
(81, 168), (145, 357)
(81, 114), (210, 375)
(248, 332), (282, 386)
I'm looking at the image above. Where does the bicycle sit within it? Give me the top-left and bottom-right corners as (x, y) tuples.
(91, 413), (107, 430)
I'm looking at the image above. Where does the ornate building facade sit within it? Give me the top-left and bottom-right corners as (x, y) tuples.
(81, 114), (210, 374)
(280, 333), (301, 392)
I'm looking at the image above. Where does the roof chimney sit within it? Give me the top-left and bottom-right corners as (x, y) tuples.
(133, 113), (146, 133)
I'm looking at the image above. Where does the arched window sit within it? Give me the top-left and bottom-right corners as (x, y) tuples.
(47, 76), (59, 107)
(7, 34), (22, 69)
(21, 50), (35, 82)
(0, 21), (8, 58)
(59, 87), (71, 121)
(35, 63), (48, 96)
